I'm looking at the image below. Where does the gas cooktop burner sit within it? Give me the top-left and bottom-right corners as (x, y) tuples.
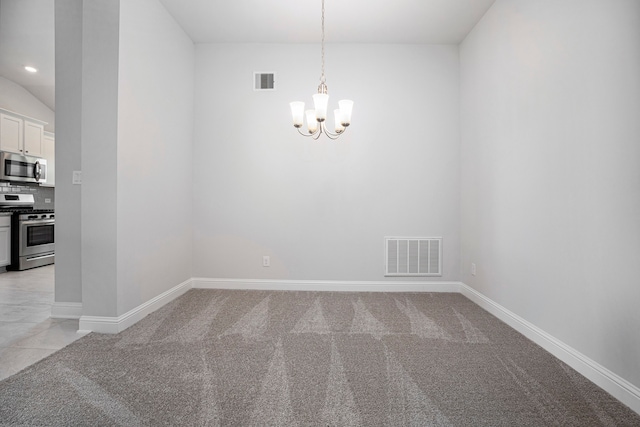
(0, 207), (54, 213)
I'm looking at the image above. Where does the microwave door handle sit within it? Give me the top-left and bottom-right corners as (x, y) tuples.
(33, 161), (41, 180)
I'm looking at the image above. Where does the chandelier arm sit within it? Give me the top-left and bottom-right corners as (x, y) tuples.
(320, 122), (343, 140)
(296, 127), (322, 139)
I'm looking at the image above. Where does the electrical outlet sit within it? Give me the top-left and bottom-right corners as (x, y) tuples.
(471, 263), (476, 276)
(262, 256), (270, 267)
(44, 198), (51, 203)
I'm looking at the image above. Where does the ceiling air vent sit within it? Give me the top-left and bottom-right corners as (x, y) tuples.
(385, 237), (442, 277)
(254, 72), (275, 91)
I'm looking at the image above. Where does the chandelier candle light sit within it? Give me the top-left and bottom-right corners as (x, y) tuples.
(289, 0), (353, 140)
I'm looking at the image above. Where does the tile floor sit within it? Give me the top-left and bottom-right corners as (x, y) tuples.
(0, 265), (88, 381)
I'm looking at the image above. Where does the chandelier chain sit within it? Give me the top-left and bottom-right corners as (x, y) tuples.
(320, 0), (326, 85)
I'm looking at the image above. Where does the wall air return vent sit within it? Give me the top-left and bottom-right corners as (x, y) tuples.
(385, 237), (442, 277)
(254, 72), (275, 91)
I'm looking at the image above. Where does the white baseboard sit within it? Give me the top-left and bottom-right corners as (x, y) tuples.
(50, 302), (83, 319)
(459, 283), (640, 415)
(79, 278), (192, 334)
(192, 278), (461, 293)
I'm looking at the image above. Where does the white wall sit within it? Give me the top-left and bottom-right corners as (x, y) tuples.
(116, 0), (194, 314)
(0, 75), (55, 132)
(460, 0), (640, 390)
(54, 0), (82, 307)
(193, 44), (460, 282)
(80, 0), (120, 317)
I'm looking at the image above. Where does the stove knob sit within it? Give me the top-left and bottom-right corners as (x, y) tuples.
(28, 215), (38, 219)
(41, 215), (47, 219)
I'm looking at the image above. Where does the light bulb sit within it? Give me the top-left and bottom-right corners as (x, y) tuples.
(334, 109), (345, 133)
(306, 110), (318, 133)
(313, 93), (329, 122)
(290, 102), (305, 127)
(338, 100), (353, 126)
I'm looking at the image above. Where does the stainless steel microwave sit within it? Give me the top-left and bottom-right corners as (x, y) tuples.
(0, 151), (47, 184)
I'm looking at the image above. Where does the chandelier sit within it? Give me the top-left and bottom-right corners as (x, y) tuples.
(289, 0), (353, 140)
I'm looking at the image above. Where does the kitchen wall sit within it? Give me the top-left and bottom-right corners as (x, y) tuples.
(32, 185), (54, 209)
(54, 0), (83, 308)
(460, 0), (640, 391)
(193, 43), (460, 282)
(0, 76), (55, 133)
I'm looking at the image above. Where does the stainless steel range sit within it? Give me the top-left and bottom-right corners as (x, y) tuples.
(0, 194), (55, 270)
(14, 211), (55, 270)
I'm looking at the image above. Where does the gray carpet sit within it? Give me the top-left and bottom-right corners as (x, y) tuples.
(1, 290), (639, 426)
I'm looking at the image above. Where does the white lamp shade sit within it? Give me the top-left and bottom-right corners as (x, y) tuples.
(306, 110), (318, 133)
(334, 109), (345, 133)
(313, 93), (329, 122)
(338, 100), (354, 125)
(290, 102), (305, 127)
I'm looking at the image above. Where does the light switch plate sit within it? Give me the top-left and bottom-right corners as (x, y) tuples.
(72, 171), (82, 185)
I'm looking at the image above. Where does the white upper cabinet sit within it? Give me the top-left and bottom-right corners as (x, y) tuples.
(23, 121), (44, 156)
(0, 109), (47, 157)
(0, 113), (23, 154)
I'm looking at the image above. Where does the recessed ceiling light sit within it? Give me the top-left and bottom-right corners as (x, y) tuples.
(24, 66), (38, 73)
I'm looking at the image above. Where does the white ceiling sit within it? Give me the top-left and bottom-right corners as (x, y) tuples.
(157, 0), (496, 44)
(0, 0), (55, 111)
(0, 0), (496, 112)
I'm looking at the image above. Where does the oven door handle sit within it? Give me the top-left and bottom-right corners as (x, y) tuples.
(21, 219), (55, 226)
